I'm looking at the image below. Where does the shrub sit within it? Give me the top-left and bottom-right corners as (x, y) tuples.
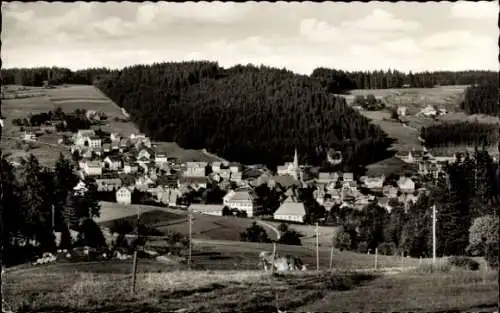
(357, 241), (369, 254)
(485, 242), (499, 269)
(333, 226), (352, 251)
(377, 242), (397, 256)
(446, 256), (480, 271)
(414, 261), (452, 274)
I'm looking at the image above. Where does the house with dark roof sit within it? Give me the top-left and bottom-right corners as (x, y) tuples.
(104, 155), (122, 171)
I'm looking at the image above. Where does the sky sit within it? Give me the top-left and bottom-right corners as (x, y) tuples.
(2, 1), (498, 75)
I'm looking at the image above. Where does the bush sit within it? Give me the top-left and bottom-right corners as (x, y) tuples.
(377, 242), (397, 256)
(414, 261), (452, 273)
(485, 242), (499, 269)
(446, 256), (480, 271)
(357, 241), (369, 254)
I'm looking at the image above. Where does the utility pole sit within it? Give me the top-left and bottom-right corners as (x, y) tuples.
(432, 204), (437, 264)
(131, 206), (141, 294)
(271, 241), (276, 275)
(329, 246), (334, 270)
(188, 212), (193, 270)
(315, 222), (319, 272)
(51, 204), (55, 232)
(374, 248), (378, 270)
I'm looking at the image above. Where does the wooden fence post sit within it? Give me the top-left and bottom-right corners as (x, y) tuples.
(271, 241), (276, 275)
(374, 248), (378, 270)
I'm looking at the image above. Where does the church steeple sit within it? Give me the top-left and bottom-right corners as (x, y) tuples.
(293, 148), (298, 169)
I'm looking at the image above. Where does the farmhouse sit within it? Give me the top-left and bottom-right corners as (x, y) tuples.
(342, 172), (354, 183)
(397, 106), (407, 117)
(273, 196), (306, 223)
(223, 189), (260, 217)
(317, 172), (339, 184)
(189, 204), (224, 216)
(383, 185), (399, 198)
(178, 176), (208, 190)
(22, 131), (37, 141)
(116, 187), (132, 205)
(230, 171), (243, 183)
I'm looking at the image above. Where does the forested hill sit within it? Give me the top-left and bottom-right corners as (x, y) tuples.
(460, 82), (500, 117)
(94, 62), (393, 169)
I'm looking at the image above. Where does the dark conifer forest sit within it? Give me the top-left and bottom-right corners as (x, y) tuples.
(460, 82), (500, 116)
(420, 121), (499, 148)
(93, 62), (393, 169)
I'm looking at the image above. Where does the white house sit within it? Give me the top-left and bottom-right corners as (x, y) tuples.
(363, 176), (385, 189)
(418, 105), (437, 117)
(273, 197), (306, 223)
(22, 131), (37, 142)
(342, 172), (354, 183)
(230, 172), (243, 183)
(383, 185), (399, 198)
(110, 132), (121, 142)
(397, 177), (415, 193)
(211, 161), (222, 173)
(397, 106), (407, 117)
(137, 148), (153, 161)
(123, 162), (138, 174)
(219, 169), (231, 180)
(223, 189), (260, 217)
(189, 204), (224, 216)
(87, 136), (102, 149)
(184, 162), (207, 177)
(229, 163), (241, 174)
(155, 154), (168, 164)
(317, 172), (339, 184)
(130, 133), (146, 141)
(83, 161), (102, 176)
(75, 129), (95, 146)
(104, 156), (122, 171)
(116, 187), (132, 205)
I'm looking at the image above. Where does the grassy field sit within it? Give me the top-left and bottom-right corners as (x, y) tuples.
(1, 84), (223, 166)
(2, 266), (378, 313)
(299, 266), (498, 312)
(344, 86), (500, 157)
(96, 201), (339, 246)
(4, 260), (496, 313)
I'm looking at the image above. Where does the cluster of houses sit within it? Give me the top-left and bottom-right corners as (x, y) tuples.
(67, 126), (457, 224)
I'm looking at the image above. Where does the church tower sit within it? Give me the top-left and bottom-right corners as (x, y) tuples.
(291, 148), (299, 180)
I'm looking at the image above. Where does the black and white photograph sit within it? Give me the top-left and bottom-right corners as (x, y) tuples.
(1, 1), (499, 312)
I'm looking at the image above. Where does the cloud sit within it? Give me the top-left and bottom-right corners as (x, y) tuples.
(136, 2), (250, 25)
(341, 8), (421, 32)
(93, 16), (135, 37)
(299, 18), (340, 43)
(450, 1), (499, 19)
(4, 9), (34, 22)
(420, 31), (495, 51)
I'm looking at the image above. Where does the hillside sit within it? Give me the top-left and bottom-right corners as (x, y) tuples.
(0, 84), (223, 166)
(94, 62), (394, 170)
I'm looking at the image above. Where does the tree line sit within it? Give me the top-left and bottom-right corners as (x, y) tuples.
(311, 68), (497, 93)
(460, 82), (500, 117)
(1, 67), (112, 86)
(420, 121), (499, 148)
(332, 148), (499, 268)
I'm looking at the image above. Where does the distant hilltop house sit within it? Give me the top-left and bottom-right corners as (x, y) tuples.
(397, 106), (407, 117)
(326, 149), (342, 165)
(273, 196), (306, 223)
(22, 131), (37, 142)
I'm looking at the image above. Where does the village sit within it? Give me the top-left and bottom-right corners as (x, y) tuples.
(18, 107), (458, 226)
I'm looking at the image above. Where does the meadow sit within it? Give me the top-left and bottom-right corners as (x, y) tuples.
(4, 260), (496, 313)
(344, 86), (500, 157)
